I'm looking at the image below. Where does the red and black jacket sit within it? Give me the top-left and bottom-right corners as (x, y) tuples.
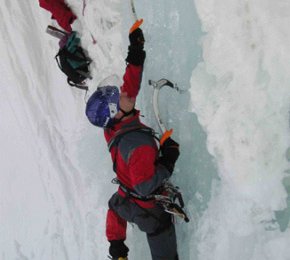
(105, 64), (172, 241)
(104, 64), (171, 209)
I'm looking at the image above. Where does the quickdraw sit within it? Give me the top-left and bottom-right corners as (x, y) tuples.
(155, 181), (189, 223)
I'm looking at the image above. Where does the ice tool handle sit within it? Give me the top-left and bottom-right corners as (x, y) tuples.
(149, 79), (181, 145)
(130, 0), (138, 21)
(129, 0), (143, 33)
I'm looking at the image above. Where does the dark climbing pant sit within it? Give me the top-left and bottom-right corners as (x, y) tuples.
(108, 192), (178, 260)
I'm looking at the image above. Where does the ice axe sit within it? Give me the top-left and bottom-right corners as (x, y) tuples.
(129, 0), (143, 33)
(149, 79), (183, 145)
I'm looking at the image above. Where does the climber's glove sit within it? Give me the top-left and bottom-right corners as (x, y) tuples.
(126, 28), (146, 66)
(109, 240), (129, 258)
(158, 138), (180, 174)
(129, 28), (145, 48)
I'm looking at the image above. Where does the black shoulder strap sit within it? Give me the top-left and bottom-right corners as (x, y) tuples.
(107, 126), (157, 152)
(108, 125), (158, 174)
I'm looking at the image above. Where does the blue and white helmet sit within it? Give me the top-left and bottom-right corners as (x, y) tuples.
(86, 75), (121, 128)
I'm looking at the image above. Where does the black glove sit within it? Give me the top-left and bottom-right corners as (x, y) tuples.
(126, 46), (146, 66)
(158, 138), (180, 174)
(109, 240), (129, 258)
(126, 28), (146, 66)
(129, 28), (145, 48)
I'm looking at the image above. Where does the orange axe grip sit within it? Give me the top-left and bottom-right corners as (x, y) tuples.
(160, 129), (173, 146)
(129, 19), (143, 33)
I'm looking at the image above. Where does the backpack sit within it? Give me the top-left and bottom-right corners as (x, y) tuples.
(55, 32), (92, 90)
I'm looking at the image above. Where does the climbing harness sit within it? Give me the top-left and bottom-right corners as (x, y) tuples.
(112, 177), (189, 223)
(112, 178), (156, 201)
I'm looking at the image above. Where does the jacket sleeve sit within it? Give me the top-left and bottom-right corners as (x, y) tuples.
(39, 0), (76, 32)
(106, 209), (127, 241)
(120, 64), (143, 98)
(128, 145), (172, 196)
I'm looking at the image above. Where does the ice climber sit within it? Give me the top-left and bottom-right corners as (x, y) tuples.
(85, 23), (180, 260)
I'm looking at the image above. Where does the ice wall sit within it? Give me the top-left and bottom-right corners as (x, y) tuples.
(190, 0), (290, 259)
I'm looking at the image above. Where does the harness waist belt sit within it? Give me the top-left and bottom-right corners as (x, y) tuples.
(119, 183), (156, 201)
